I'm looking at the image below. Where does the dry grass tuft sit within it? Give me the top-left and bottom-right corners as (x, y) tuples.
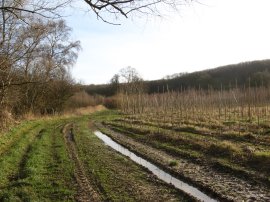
(0, 110), (14, 129)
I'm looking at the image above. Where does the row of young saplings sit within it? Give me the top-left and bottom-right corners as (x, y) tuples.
(116, 86), (270, 134)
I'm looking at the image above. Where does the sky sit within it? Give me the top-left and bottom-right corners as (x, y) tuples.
(66, 0), (270, 84)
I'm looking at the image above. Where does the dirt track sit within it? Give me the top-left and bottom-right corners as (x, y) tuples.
(63, 124), (101, 202)
(97, 123), (270, 202)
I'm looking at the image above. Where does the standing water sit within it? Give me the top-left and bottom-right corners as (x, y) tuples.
(94, 131), (217, 202)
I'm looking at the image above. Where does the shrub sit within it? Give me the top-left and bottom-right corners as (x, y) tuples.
(103, 97), (117, 109)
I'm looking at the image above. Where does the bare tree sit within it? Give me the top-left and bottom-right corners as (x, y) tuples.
(22, 19), (81, 114)
(110, 73), (120, 94)
(0, 16), (80, 115)
(116, 67), (145, 112)
(83, 0), (194, 24)
(0, 0), (71, 22)
(119, 66), (141, 83)
(119, 66), (144, 94)
(0, 0), (194, 25)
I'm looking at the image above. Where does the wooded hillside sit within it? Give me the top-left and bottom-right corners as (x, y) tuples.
(85, 59), (270, 96)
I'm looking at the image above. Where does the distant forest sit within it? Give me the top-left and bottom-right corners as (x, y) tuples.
(85, 59), (270, 96)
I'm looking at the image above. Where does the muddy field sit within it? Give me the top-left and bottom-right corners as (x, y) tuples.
(1, 110), (269, 201)
(0, 115), (192, 201)
(95, 110), (270, 201)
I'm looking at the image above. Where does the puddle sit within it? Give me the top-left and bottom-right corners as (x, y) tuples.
(94, 131), (217, 202)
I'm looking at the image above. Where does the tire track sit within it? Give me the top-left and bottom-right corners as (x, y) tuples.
(16, 129), (47, 179)
(97, 123), (270, 202)
(63, 124), (101, 202)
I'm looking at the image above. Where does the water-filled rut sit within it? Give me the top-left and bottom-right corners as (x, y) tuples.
(94, 131), (217, 202)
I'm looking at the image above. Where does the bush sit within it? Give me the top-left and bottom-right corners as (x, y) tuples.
(103, 97), (117, 109)
(65, 91), (104, 110)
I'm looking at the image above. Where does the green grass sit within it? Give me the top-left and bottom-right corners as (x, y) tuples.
(0, 113), (193, 201)
(0, 121), (43, 186)
(0, 118), (76, 201)
(90, 109), (122, 122)
(0, 120), (42, 156)
(169, 160), (178, 167)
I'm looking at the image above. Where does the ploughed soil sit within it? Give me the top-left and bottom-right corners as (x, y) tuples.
(96, 122), (270, 202)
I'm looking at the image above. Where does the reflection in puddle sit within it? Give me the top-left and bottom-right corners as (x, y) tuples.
(94, 131), (217, 202)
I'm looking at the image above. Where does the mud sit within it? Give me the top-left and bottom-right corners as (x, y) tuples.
(95, 130), (216, 202)
(96, 123), (270, 202)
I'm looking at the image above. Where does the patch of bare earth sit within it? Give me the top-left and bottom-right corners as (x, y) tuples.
(97, 123), (270, 202)
(63, 124), (101, 202)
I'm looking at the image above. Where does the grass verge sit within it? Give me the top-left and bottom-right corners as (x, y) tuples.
(0, 118), (76, 201)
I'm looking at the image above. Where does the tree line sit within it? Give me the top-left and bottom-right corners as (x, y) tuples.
(0, 0), (81, 127)
(147, 59), (270, 93)
(85, 59), (270, 97)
